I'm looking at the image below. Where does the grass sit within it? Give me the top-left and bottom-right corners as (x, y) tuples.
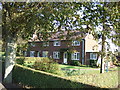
(59, 64), (99, 69)
(59, 64), (119, 88)
(67, 70), (118, 88)
(59, 64), (118, 76)
(14, 57), (119, 88)
(59, 64), (99, 76)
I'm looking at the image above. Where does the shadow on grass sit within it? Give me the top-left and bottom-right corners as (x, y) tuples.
(12, 65), (109, 89)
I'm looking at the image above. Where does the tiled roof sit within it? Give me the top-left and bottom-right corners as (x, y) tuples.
(29, 30), (87, 42)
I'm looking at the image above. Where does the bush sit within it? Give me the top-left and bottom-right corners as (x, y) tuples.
(89, 60), (97, 67)
(64, 70), (81, 76)
(16, 57), (61, 75)
(70, 61), (81, 66)
(23, 61), (35, 68)
(33, 58), (60, 74)
(16, 57), (25, 65)
(114, 61), (120, 67)
(16, 57), (46, 65)
(0, 52), (5, 57)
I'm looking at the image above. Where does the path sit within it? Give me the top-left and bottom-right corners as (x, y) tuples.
(61, 68), (100, 71)
(0, 83), (6, 90)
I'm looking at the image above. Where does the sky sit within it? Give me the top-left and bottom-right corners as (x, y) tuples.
(0, 2), (118, 53)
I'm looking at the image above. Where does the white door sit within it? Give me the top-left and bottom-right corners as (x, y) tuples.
(63, 52), (67, 64)
(30, 51), (35, 57)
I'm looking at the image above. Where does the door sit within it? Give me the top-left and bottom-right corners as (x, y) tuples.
(63, 52), (67, 64)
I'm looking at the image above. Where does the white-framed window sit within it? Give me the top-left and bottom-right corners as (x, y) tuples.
(37, 51), (41, 57)
(30, 51), (35, 57)
(24, 51), (27, 57)
(30, 43), (35, 47)
(42, 51), (48, 57)
(53, 51), (60, 59)
(71, 52), (80, 60)
(90, 53), (97, 60)
(54, 41), (60, 46)
(72, 40), (80, 46)
(43, 41), (49, 46)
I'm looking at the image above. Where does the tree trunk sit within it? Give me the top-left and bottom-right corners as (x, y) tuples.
(4, 36), (17, 83)
(100, 34), (105, 73)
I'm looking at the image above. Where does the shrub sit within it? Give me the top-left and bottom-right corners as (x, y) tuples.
(16, 57), (25, 65)
(33, 58), (60, 74)
(23, 61), (35, 68)
(114, 61), (120, 67)
(16, 57), (61, 75)
(16, 57), (45, 65)
(70, 61), (81, 66)
(89, 60), (97, 67)
(64, 70), (79, 76)
(0, 52), (5, 57)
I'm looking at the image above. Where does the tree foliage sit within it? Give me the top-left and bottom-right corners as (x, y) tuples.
(2, 2), (119, 82)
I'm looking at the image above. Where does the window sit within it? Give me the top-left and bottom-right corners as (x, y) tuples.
(42, 51), (48, 57)
(53, 51), (60, 59)
(30, 43), (35, 47)
(54, 41), (60, 46)
(24, 51), (27, 57)
(30, 51), (35, 57)
(37, 51), (41, 57)
(71, 52), (80, 60)
(90, 53), (97, 60)
(72, 40), (80, 46)
(43, 41), (49, 46)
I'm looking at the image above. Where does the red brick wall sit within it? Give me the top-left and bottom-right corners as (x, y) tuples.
(85, 52), (98, 65)
(27, 40), (84, 64)
(86, 52), (90, 65)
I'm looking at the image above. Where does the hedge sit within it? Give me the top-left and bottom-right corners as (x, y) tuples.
(12, 64), (100, 88)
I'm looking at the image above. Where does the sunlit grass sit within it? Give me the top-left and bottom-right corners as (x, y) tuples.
(59, 64), (99, 69)
(59, 64), (119, 88)
(67, 71), (118, 88)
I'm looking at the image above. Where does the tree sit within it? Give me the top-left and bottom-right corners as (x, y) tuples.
(82, 2), (119, 73)
(2, 2), (88, 83)
(2, 2), (118, 84)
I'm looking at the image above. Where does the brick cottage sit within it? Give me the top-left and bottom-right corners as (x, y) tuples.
(26, 31), (99, 65)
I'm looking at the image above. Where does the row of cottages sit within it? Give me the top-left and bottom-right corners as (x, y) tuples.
(26, 30), (99, 65)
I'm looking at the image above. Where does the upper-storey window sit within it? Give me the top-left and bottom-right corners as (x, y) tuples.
(43, 41), (49, 46)
(54, 41), (60, 46)
(30, 43), (35, 47)
(72, 40), (80, 46)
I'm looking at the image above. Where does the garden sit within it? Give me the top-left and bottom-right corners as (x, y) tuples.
(13, 57), (119, 88)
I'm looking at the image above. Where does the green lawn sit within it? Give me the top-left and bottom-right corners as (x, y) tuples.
(59, 64), (99, 75)
(14, 57), (119, 88)
(59, 64), (99, 69)
(59, 64), (118, 76)
(67, 70), (118, 88)
(59, 64), (119, 88)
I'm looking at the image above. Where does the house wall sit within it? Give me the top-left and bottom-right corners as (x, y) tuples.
(86, 52), (98, 65)
(85, 34), (99, 52)
(86, 52), (90, 65)
(27, 40), (85, 64)
(26, 34), (99, 65)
